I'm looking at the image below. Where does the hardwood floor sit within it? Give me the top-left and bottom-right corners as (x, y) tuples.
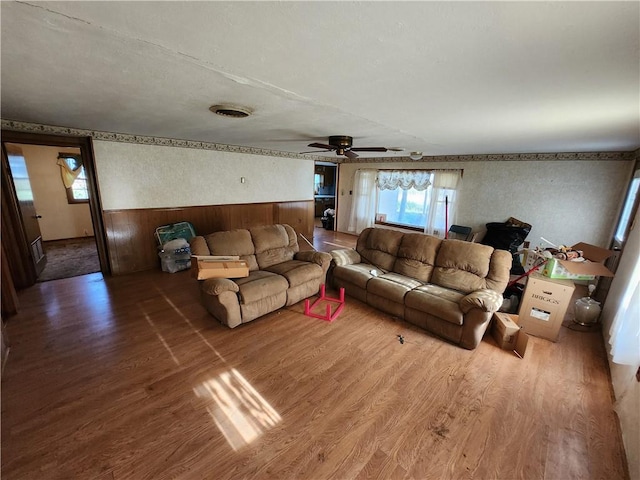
(309, 221), (358, 253)
(1, 264), (628, 478)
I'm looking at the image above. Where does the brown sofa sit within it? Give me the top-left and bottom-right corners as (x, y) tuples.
(330, 227), (512, 349)
(191, 224), (332, 328)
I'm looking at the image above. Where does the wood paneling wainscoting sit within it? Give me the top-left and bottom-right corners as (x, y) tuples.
(103, 200), (314, 275)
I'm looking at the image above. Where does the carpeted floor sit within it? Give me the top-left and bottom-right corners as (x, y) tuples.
(38, 237), (101, 282)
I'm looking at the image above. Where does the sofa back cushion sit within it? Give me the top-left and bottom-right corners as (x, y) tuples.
(356, 228), (404, 272)
(431, 240), (496, 294)
(392, 233), (442, 282)
(204, 229), (259, 271)
(251, 224), (299, 269)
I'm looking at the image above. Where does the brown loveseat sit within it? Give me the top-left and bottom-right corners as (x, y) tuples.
(190, 224), (332, 328)
(330, 227), (511, 349)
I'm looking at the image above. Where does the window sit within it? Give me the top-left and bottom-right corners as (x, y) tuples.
(375, 169), (462, 236)
(314, 173), (324, 195)
(7, 152), (34, 202)
(377, 184), (431, 230)
(66, 165), (89, 203)
(613, 168), (640, 248)
(57, 153), (89, 204)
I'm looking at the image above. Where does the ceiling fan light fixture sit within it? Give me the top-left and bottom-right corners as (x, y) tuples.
(409, 151), (423, 161)
(209, 104), (253, 118)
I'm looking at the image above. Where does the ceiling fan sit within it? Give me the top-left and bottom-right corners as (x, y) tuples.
(301, 135), (391, 159)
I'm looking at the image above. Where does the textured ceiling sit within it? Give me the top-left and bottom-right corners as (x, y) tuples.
(1, 1), (639, 160)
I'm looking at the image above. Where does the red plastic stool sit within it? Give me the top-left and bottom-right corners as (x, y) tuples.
(304, 284), (345, 322)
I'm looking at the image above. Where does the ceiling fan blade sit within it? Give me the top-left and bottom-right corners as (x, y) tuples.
(344, 150), (359, 159)
(350, 147), (388, 152)
(299, 150), (328, 154)
(307, 142), (336, 150)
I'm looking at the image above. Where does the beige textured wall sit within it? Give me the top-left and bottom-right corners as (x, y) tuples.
(20, 144), (94, 241)
(93, 141), (314, 210)
(336, 159), (634, 248)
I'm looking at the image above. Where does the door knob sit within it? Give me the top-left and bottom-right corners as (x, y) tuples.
(33, 215), (42, 219)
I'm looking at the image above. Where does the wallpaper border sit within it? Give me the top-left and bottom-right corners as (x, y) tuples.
(2, 119), (636, 163)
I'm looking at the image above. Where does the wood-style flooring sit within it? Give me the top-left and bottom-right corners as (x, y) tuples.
(1, 229), (628, 479)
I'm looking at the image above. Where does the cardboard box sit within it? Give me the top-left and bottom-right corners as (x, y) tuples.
(541, 242), (615, 280)
(491, 313), (530, 358)
(542, 258), (596, 281)
(191, 256), (249, 280)
(517, 273), (575, 342)
(492, 312), (520, 350)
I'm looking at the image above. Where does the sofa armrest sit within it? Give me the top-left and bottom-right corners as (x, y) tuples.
(459, 289), (503, 314)
(201, 278), (240, 296)
(190, 236), (210, 256)
(330, 248), (361, 266)
(295, 250), (332, 268)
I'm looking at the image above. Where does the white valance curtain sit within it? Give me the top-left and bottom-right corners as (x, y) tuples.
(376, 170), (432, 191)
(348, 169), (377, 234)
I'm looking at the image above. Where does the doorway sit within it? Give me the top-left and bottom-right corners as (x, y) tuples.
(5, 143), (101, 282)
(314, 161), (337, 231)
(1, 130), (109, 295)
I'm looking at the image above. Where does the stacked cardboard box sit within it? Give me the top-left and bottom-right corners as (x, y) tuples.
(191, 256), (249, 280)
(517, 274), (575, 342)
(516, 241), (615, 342)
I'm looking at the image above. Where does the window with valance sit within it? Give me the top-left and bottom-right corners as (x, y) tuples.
(376, 170), (432, 191)
(57, 153), (88, 204)
(375, 169), (462, 236)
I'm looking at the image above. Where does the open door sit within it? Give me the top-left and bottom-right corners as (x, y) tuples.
(3, 144), (46, 276)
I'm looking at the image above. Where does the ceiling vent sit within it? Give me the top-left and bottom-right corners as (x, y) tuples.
(209, 104), (252, 118)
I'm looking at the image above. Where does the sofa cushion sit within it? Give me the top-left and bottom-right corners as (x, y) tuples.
(251, 224), (299, 269)
(405, 284), (465, 325)
(431, 240), (495, 294)
(333, 264), (377, 289)
(235, 270), (289, 304)
(264, 260), (323, 286)
(367, 273), (423, 304)
(393, 233), (441, 282)
(204, 229), (259, 271)
(356, 228), (404, 271)
(330, 248), (361, 266)
(189, 236), (210, 257)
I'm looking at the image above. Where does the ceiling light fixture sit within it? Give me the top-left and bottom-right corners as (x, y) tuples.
(209, 104), (253, 118)
(409, 151), (423, 161)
